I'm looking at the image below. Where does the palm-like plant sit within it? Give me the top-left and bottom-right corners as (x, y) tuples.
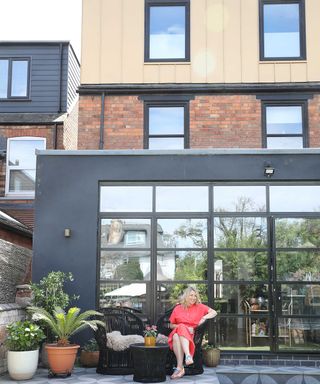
(28, 306), (105, 347)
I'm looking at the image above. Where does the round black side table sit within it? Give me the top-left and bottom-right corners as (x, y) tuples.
(130, 343), (169, 383)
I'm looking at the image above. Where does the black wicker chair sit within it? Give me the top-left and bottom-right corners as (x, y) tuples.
(156, 307), (208, 376)
(95, 307), (145, 375)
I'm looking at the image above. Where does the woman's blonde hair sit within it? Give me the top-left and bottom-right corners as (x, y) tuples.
(180, 286), (201, 307)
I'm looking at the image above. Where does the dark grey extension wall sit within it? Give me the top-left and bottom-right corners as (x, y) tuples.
(33, 149), (320, 312)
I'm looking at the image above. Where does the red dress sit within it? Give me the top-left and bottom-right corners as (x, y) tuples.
(168, 303), (209, 357)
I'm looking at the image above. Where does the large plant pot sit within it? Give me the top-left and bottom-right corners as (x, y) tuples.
(45, 344), (80, 375)
(80, 350), (100, 367)
(7, 349), (39, 380)
(202, 348), (220, 367)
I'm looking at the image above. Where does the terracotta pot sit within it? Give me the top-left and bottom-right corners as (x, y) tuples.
(202, 348), (220, 367)
(45, 344), (80, 375)
(80, 350), (100, 367)
(144, 336), (156, 347)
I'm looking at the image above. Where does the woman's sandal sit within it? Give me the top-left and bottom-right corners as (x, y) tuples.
(171, 367), (185, 379)
(185, 354), (194, 366)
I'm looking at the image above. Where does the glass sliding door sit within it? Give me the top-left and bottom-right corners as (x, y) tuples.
(98, 183), (320, 353)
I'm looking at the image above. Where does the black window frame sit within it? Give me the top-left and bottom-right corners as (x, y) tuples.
(144, 0), (190, 62)
(261, 100), (308, 149)
(0, 57), (31, 100)
(143, 99), (190, 149)
(259, 0), (306, 61)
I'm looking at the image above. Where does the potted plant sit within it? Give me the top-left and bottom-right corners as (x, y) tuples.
(79, 338), (100, 367)
(143, 325), (157, 347)
(201, 342), (220, 367)
(30, 271), (79, 367)
(28, 306), (105, 376)
(5, 320), (45, 380)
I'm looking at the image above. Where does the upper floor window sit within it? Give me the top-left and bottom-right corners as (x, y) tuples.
(144, 102), (189, 149)
(260, 0), (306, 60)
(0, 58), (30, 99)
(262, 103), (307, 149)
(145, 0), (190, 62)
(6, 137), (46, 196)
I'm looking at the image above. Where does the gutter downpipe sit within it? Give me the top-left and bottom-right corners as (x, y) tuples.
(99, 92), (105, 149)
(58, 43), (63, 113)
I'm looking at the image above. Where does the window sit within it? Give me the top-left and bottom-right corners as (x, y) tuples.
(144, 102), (189, 149)
(259, 0), (306, 60)
(262, 103), (307, 149)
(0, 58), (30, 98)
(145, 0), (190, 61)
(6, 137), (46, 195)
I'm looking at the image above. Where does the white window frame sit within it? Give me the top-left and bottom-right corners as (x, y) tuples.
(5, 137), (46, 197)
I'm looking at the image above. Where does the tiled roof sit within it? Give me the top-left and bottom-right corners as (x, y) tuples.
(0, 113), (67, 124)
(1, 209), (34, 231)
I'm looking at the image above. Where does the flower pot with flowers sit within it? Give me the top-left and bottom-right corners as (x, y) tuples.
(144, 325), (157, 347)
(5, 320), (46, 380)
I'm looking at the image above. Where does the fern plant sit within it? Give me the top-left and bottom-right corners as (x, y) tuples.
(28, 306), (105, 347)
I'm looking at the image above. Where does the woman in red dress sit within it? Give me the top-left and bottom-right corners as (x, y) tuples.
(168, 286), (217, 379)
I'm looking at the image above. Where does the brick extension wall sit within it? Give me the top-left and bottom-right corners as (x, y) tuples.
(78, 93), (320, 150)
(0, 125), (64, 197)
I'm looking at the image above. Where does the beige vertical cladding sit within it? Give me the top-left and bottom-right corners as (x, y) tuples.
(78, 96), (102, 149)
(308, 95), (320, 147)
(104, 96), (144, 149)
(190, 95), (261, 148)
(81, 0), (320, 85)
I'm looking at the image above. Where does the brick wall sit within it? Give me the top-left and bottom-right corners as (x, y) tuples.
(0, 124), (64, 197)
(308, 95), (320, 148)
(78, 93), (320, 150)
(64, 101), (79, 150)
(78, 96), (101, 149)
(190, 95), (262, 148)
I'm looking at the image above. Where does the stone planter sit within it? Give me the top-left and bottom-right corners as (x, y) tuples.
(202, 348), (220, 367)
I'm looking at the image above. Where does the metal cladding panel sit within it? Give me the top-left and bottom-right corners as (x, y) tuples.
(33, 152), (320, 312)
(0, 43), (79, 113)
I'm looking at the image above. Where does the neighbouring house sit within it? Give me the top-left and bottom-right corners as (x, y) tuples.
(33, 0), (320, 363)
(0, 41), (80, 230)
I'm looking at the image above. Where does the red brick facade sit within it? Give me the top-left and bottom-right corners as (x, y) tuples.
(78, 93), (320, 150)
(308, 95), (320, 148)
(190, 95), (262, 148)
(0, 124), (64, 197)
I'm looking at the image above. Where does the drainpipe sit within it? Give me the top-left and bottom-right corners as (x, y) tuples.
(58, 43), (63, 113)
(52, 123), (58, 149)
(99, 92), (105, 149)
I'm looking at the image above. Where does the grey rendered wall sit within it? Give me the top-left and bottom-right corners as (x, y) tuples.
(33, 151), (320, 312)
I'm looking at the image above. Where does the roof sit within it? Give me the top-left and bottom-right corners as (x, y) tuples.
(0, 113), (67, 125)
(0, 210), (32, 236)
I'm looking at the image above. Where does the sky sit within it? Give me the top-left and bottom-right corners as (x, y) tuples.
(0, 0), (82, 60)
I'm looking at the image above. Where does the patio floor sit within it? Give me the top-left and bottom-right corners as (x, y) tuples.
(1, 366), (320, 384)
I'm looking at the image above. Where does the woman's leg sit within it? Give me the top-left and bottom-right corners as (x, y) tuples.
(179, 335), (191, 357)
(172, 333), (184, 369)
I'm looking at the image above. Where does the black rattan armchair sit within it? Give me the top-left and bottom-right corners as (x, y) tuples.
(156, 307), (208, 376)
(95, 307), (145, 375)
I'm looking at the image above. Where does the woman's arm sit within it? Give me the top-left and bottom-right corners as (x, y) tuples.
(198, 307), (217, 326)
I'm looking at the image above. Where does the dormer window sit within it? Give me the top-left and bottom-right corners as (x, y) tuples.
(0, 58), (30, 99)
